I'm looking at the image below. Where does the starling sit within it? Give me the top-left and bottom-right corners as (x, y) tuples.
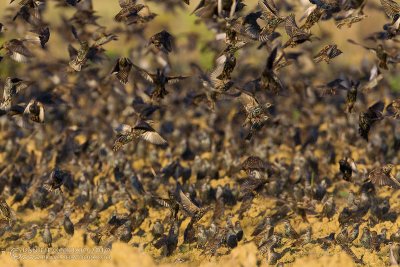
(151, 220), (164, 238)
(360, 227), (371, 249)
(112, 120), (167, 151)
(390, 242), (400, 265)
(115, 0), (155, 25)
(43, 168), (70, 193)
(210, 51), (236, 82)
(344, 80), (359, 113)
(226, 227), (238, 248)
(380, 0), (400, 24)
(239, 175), (268, 198)
(313, 44), (343, 64)
(23, 99), (45, 124)
(309, 0), (341, 13)
(369, 164), (400, 189)
(154, 221), (179, 256)
(128, 174), (146, 196)
(284, 14), (312, 48)
(0, 39), (34, 62)
(230, 12), (269, 42)
(111, 57), (133, 84)
(336, 14), (367, 29)
(348, 224), (360, 244)
(0, 199), (14, 224)
(339, 157), (357, 181)
(335, 227), (349, 244)
(241, 156), (266, 174)
(234, 221), (243, 241)
(42, 224), (52, 248)
(132, 64), (188, 100)
(26, 26), (50, 48)
(0, 77), (33, 111)
(117, 221), (133, 243)
(63, 214), (75, 236)
(251, 216), (273, 237)
(283, 220), (300, 239)
(386, 99), (400, 119)
(183, 219), (196, 244)
(23, 224), (38, 241)
(258, 0), (285, 35)
(238, 92), (272, 140)
(301, 6), (324, 30)
(153, 191), (180, 220)
(68, 41), (90, 72)
(178, 188), (209, 223)
(149, 30), (174, 54)
(358, 101), (384, 141)
(321, 196), (336, 219)
(260, 45), (285, 93)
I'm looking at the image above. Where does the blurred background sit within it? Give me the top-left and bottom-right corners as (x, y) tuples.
(0, 0), (394, 70)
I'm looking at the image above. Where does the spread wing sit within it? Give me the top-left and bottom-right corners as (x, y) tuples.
(239, 92), (259, 114)
(179, 189), (199, 216)
(132, 64), (154, 83)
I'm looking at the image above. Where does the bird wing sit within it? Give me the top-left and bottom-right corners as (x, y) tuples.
(239, 92), (259, 114)
(132, 64), (154, 83)
(167, 76), (188, 84)
(139, 131), (167, 145)
(179, 189), (199, 216)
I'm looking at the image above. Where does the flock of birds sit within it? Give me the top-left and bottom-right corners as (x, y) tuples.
(0, 0), (400, 265)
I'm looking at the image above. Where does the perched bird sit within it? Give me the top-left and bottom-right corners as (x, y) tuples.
(63, 214), (75, 236)
(283, 220), (300, 239)
(390, 242), (400, 265)
(360, 227), (371, 249)
(112, 120), (167, 151)
(0, 199), (14, 224)
(321, 196), (336, 219)
(369, 164), (400, 189)
(23, 224), (38, 241)
(151, 220), (164, 238)
(42, 224), (52, 248)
